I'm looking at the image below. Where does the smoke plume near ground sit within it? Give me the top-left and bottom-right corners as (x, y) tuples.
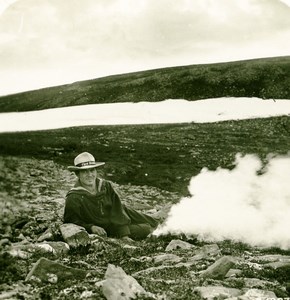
(154, 153), (290, 249)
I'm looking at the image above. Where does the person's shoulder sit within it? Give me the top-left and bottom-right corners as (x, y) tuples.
(98, 178), (117, 191)
(66, 186), (87, 197)
(99, 178), (112, 189)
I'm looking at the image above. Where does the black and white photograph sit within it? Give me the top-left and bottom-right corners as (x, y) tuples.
(0, 0), (290, 299)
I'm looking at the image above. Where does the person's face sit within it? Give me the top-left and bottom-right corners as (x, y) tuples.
(78, 168), (97, 187)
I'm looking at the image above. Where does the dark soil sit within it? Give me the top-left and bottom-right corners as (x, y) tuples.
(0, 116), (289, 195)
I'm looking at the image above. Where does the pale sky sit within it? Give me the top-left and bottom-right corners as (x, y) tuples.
(1, 0), (290, 96)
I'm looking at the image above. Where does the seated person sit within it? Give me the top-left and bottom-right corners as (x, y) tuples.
(64, 152), (159, 240)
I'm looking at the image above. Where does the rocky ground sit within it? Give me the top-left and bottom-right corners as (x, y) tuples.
(1, 155), (290, 299)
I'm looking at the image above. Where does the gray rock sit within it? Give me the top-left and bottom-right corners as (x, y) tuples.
(7, 240), (68, 260)
(0, 238), (10, 247)
(133, 265), (183, 277)
(25, 257), (87, 283)
(264, 261), (290, 269)
(255, 254), (290, 263)
(33, 243), (56, 254)
(200, 244), (220, 256)
(225, 268), (243, 278)
(0, 290), (18, 300)
(194, 286), (242, 300)
(91, 239), (106, 251)
(253, 254), (290, 269)
(80, 290), (94, 298)
(165, 239), (196, 251)
(153, 253), (182, 265)
(7, 248), (31, 259)
(60, 223), (90, 248)
(240, 288), (277, 299)
(200, 256), (236, 280)
(102, 264), (154, 300)
(188, 244), (221, 262)
(130, 256), (152, 264)
(46, 241), (70, 255)
(37, 228), (54, 242)
(0, 283), (29, 300)
(122, 244), (140, 255)
(243, 278), (276, 289)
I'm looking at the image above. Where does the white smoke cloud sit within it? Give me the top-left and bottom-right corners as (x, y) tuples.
(154, 153), (290, 249)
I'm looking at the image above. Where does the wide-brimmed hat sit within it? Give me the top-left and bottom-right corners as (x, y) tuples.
(68, 152), (105, 171)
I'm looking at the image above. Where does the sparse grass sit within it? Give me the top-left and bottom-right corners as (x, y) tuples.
(0, 57), (290, 298)
(0, 56), (289, 112)
(0, 253), (26, 285)
(0, 116), (289, 195)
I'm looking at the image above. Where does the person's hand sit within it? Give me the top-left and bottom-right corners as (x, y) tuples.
(91, 225), (107, 237)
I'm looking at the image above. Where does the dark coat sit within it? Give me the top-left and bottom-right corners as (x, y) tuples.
(64, 178), (158, 238)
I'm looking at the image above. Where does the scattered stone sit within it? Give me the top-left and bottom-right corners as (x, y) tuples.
(7, 248), (31, 259)
(37, 228), (54, 242)
(7, 241), (69, 258)
(200, 244), (220, 256)
(0, 283), (30, 300)
(80, 290), (94, 299)
(200, 256), (236, 280)
(1, 155), (289, 298)
(16, 233), (28, 241)
(225, 268), (243, 278)
(46, 241), (70, 255)
(187, 253), (206, 263)
(244, 261), (263, 271)
(91, 239), (106, 251)
(0, 238), (10, 247)
(25, 257), (87, 283)
(102, 264), (154, 300)
(165, 239), (196, 251)
(153, 253), (182, 265)
(30, 241), (70, 256)
(130, 256), (152, 263)
(240, 288), (277, 299)
(252, 254), (290, 269)
(264, 261), (290, 269)
(47, 273), (58, 284)
(123, 244), (140, 255)
(243, 277), (276, 289)
(133, 265), (182, 277)
(60, 223), (91, 248)
(255, 254), (290, 263)
(188, 244), (221, 262)
(0, 290), (18, 300)
(95, 280), (106, 288)
(34, 243), (56, 254)
(194, 286), (242, 300)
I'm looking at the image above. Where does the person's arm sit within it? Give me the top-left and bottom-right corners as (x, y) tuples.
(107, 181), (131, 223)
(64, 194), (95, 233)
(91, 225), (107, 236)
(103, 181), (132, 237)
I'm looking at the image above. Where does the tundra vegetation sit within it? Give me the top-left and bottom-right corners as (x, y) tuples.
(0, 56), (290, 299)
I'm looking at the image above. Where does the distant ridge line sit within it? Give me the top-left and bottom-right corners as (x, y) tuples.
(0, 55), (289, 112)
